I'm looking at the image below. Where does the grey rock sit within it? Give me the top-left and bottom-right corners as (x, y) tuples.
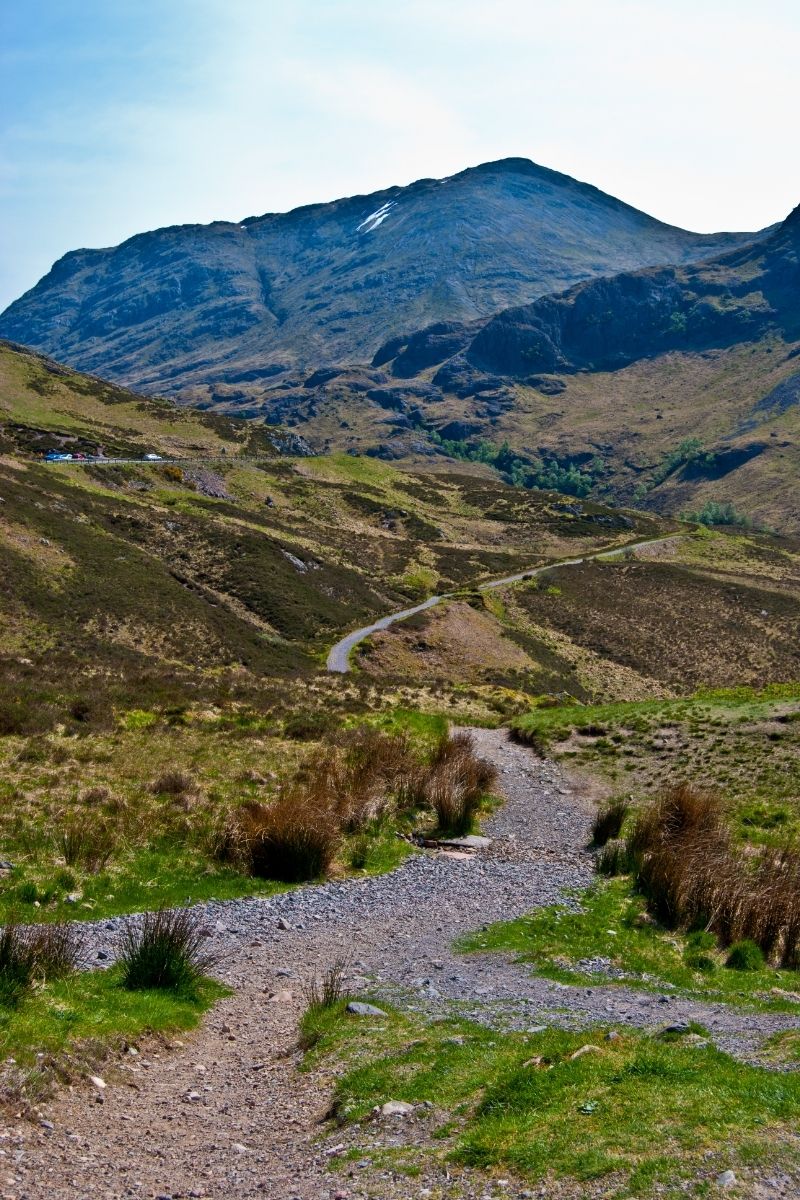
(378, 1100), (415, 1118)
(346, 1002), (387, 1017)
(716, 1170), (737, 1188)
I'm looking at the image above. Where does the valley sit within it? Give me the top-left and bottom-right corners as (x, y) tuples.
(1, 160), (800, 1199)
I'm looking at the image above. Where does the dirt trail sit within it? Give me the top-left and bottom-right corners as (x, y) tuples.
(6, 730), (799, 1199)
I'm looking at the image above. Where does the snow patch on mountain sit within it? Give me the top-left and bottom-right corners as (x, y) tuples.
(357, 201), (395, 233)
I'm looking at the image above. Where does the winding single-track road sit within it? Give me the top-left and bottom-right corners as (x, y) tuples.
(326, 534), (681, 672)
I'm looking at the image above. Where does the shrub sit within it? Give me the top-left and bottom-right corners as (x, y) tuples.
(28, 921), (85, 978)
(591, 798), (629, 847)
(0, 921), (82, 1006)
(57, 820), (116, 873)
(726, 939), (765, 971)
(117, 908), (217, 995)
(419, 732), (497, 835)
(303, 959), (348, 1011)
(283, 711), (336, 741)
(627, 785), (800, 967)
(236, 794), (340, 883)
(0, 924), (36, 1006)
(684, 930), (717, 972)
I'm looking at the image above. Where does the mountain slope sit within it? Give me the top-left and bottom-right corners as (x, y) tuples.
(282, 206), (800, 532)
(0, 159), (763, 395)
(1, 340), (675, 721)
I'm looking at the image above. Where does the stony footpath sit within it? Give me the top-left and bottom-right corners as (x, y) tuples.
(3, 730), (799, 1199)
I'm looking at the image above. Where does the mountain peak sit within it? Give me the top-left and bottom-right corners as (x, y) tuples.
(0, 161), (766, 395)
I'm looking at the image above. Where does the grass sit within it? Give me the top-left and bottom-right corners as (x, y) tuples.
(0, 965), (225, 1097)
(302, 1001), (800, 1196)
(511, 683), (800, 847)
(118, 908), (218, 996)
(626, 784), (800, 967)
(457, 877), (800, 1013)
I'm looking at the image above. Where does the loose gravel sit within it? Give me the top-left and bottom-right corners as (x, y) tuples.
(4, 728), (798, 1199)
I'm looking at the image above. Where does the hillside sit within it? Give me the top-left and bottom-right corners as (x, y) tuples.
(0, 159), (762, 397)
(262, 205), (800, 533)
(0, 340), (675, 728)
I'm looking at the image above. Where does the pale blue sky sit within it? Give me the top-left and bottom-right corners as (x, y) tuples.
(2, 0), (799, 311)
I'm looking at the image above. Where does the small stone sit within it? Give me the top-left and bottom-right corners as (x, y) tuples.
(96, 951), (108, 961)
(39, 1120), (54, 1131)
(268, 989), (293, 1003)
(569, 1044), (603, 1060)
(346, 1002), (387, 1017)
(185, 1091), (202, 1102)
(88, 1075), (106, 1090)
(231, 1143), (247, 1154)
(378, 1100), (415, 1117)
(605, 1030), (621, 1042)
(716, 1170), (737, 1188)
(65, 893), (81, 905)
(277, 918), (291, 931)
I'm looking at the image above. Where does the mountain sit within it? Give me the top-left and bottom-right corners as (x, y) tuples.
(272, 204), (800, 533)
(0, 159), (763, 398)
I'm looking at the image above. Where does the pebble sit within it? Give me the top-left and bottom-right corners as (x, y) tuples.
(716, 1169), (737, 1188)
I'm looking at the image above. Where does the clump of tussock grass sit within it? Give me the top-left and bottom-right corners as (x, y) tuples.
(234, 793), (341, 883)
(224, 725), (437, 882)
(117, 908), (217, 994)
(591, 798), (629, 847)
(303, 959), (349, 1011)
(57, 820), (116, 873)
(149, 768), (197, 797)
(627, 783), (800, 967)
(410, 732), (498, 836)
(0, 921), (84, 1007)
(596, 838), (632, 876)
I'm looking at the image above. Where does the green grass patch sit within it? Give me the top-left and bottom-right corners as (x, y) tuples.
(304, 1002), (800, 1195)
(511, 684), (800, 847)
(457, 878), (800, 1013)
(0, 847), (290, 923)
(0, 964), (225, 1085)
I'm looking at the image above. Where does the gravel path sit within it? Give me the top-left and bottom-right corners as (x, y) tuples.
(4, 729), (799, 1199)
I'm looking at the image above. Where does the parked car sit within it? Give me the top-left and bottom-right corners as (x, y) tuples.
(143, 453), (163, 461)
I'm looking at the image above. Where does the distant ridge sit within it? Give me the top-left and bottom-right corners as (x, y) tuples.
(0, 158), (765, 397)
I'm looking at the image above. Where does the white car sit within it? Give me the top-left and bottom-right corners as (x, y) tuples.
(143, 453), (163, 461)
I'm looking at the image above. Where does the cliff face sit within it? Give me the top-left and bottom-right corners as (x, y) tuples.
(0, 158), (762, 393)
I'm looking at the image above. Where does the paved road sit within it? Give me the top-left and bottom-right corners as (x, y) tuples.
(326, 534), (680, 672)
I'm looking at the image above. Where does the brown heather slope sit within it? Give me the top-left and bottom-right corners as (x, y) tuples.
(356, 527), (800, 702)
(0, 341), (677, 726)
